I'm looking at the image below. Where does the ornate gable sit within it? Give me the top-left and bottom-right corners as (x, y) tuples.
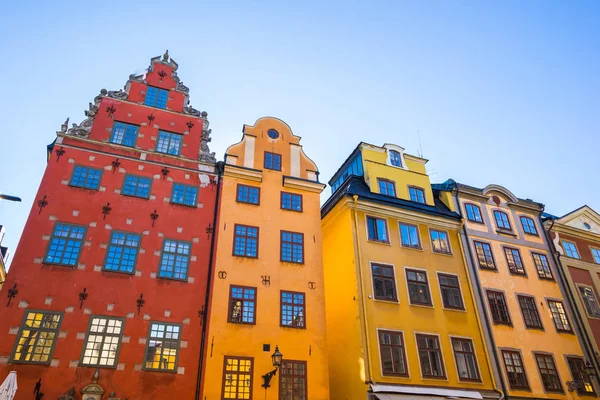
(557, 205), (600, 234)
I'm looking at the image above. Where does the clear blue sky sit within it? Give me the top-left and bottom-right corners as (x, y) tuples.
(1, 1), (598, 266)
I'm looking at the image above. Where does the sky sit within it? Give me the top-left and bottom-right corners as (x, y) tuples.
(0, 1), (598, 266)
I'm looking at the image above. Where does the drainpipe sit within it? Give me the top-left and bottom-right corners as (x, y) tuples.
(351, 194), (374, 385)
(195, 160), (224, 400)
(453, 189), (508, 399)
(543, 216), (600, 389)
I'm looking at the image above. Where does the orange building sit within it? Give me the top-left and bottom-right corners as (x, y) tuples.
(201, 118), (329, 400)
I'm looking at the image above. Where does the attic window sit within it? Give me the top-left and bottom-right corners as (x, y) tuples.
(389, 150), (402, 167)
(144, 86), (169, 109)
(584, 222), (591, 230)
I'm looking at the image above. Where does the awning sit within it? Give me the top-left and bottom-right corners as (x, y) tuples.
(370, 384), (484, 400)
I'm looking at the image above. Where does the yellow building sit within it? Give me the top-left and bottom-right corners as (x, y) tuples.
(322, 143), (500, 400)
(434, 180), (591, 399)
(203, 117), (329, 400)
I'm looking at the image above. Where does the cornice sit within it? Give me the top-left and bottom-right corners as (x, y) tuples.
(550, 222), (600, 243)
(283, 176), (325, 193)
(354, 200), (462, 229)
(223, 164), (263, 182)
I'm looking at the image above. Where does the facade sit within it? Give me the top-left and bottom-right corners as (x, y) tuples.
(435, 180), (595, 399)
(202, 118), (330, 399)
(321, 143), (500, 400)
(0, 52), (218, 399)
(543, 206), (600, 388)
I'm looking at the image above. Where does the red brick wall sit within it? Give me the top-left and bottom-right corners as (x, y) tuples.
(0, 58), (216, 399)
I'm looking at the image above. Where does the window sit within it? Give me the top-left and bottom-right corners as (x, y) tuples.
(534, 353), (563, 393)
(406, 269), (432, 306)
(44, 222), (86, 266)
(503, 247), (526, 276)
(502, 350), (529, 389)
(281, 192), (302, 212)
(229, 286), (256, 324)
(144, 322), (181, 372)
(158, 239), (191, 280)
(233, 225), (259, 258)
(416, 334), (445, 378)
(562, 241), (580, 259)
(156, 131), (182, 156)
(330, 153), (363, 193)
(465, 204), (483, 223)
(70, 165), (102, 190)
(264, 151), (282, 171)
(517, 295), (543, 329)
(451, 338), (480, 381)
(372, 264), (397, 301)
(279, 361), (307, 400)
(567, 357), (595, 395)
(367, 216), (389, 243)
(493, 210), (511, 230)
(378, 179), (396, 197)
(520, 216), (538, 235)
(104, 231), (141, 273)
(389, 150), (403, 167)
(378, 330), (408, 376)
(281, 291), (305, 328)
(11, 311), (62, 364)
(474, 241), (496, 270)
(171, 183), (198, 207)
(281, 231), (304, 263)
(80, 316), (124, 367)
(486, 290), (511, 325)
(236, 185), (260, 205)
(122, 175), (152, 198)
(399, 223), (420, 249)
(532, 253), (553, 280)
(430, 229), (451, 254)
(144, 86), (169, 109)
(438, 274), (464, 310)
(222, 356), (253, 400)
(109, 121), (139, 147)
(547, 300), (572, 332)
(592, 248), (600, 264)
(579, 286), (600, 318)
(409, 187), (426, 204)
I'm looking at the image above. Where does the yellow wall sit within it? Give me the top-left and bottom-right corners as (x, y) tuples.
(203, 117), (329, 400)
(322, 145), (497, 399)
(361, 147), (435, 206)
(322, 204), (367, 400)
(458, 190), (586, 399)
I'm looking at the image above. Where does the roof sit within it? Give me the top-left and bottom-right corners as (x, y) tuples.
(328, 143), (362, 185)
(321, 176), (461, 220)
(432, 179), (543, 208)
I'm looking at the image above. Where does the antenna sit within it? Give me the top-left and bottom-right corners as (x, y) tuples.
(417, 129), (424, 158)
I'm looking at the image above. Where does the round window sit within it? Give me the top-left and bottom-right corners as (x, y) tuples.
(268, 129), (279, 139)
(584, 222), (591, 230)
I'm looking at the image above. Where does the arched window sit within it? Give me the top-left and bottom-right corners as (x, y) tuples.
(389, 150), (402, 167)
(464, 204), (483, 223)
(493, 210), (511, 230)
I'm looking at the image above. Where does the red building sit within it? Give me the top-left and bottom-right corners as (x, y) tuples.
(0, 52), (218, 399)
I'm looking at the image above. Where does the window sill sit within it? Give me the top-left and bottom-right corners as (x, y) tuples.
(280, 325), (306, 330)
(79, 363), (118, 369)
(237, 201), (260, 206)
(367, 239), (391, 246)
(492, 322), (513, 327)
(401, 245), (423, 251)
(382, 372), (410, 378)
(228, 321), (256, 326)
(9, 359), (51, 366)
(281, 208), (303, 213)
(432, 250), (453, 257)
(523, 232), (540, 237)
(524, 326), (545, 331)
(68, 184), (100, 191)
(121, 193), (151, 200)
(508, 272), (528, 278)
(479, 266), (499, 272)
(156, 275), (189, 283)
(142, 368), (177, 374)
(442, 306), (466, 313)
(280, 260), (304, 265)
(372, 297), (399, 304)
(408, 302), (434, 309)
(233, 254), (259, 259)
(169, 201), (197, 209)
(466, 219), (485, 225)
(42, 261), (78, 268)
(421, 375), (448, 381)
(457, 378), (483, 384)
(537, 276), (555, 282)
(495, 229), (516, 237)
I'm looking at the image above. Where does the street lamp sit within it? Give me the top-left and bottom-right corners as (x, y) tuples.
(261, 346), (283, 389)
(567, 359), (596, 392)
(0, 192), (21, 202)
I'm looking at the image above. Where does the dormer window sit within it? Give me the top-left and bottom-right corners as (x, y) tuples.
(144, 86), (169, 109)
(390, 150), (402, 167)
(493, 210), (511, 230)
(409, 186), (426, 204)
